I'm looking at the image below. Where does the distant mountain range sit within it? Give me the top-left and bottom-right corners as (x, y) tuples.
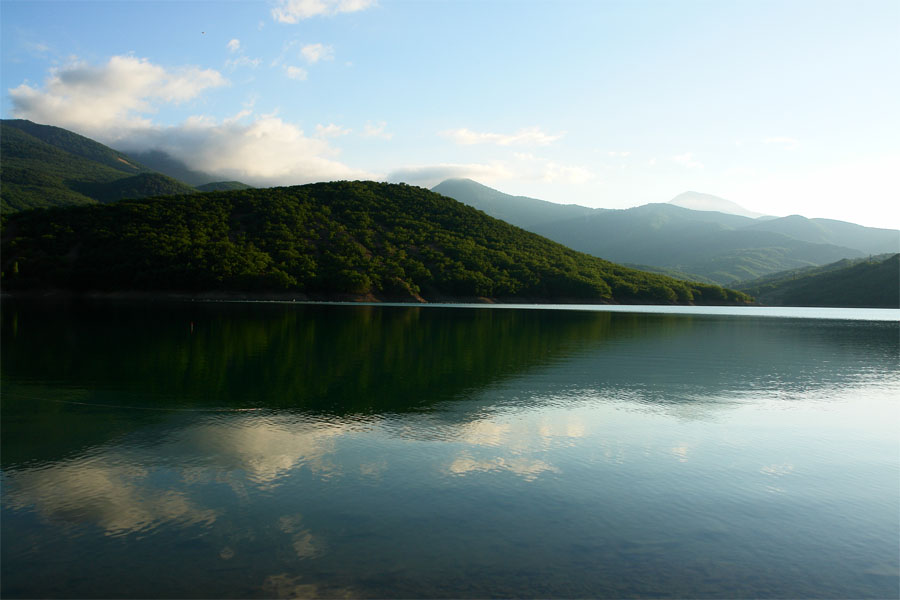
(734, 254), (899, 308)
(433, 178), (899, 285)
(0, 120), (250, 212)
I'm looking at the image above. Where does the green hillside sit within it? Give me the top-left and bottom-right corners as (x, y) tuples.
(0, 120), (198, 213)
(735, 254), (899, 308)
(0, 181), (750, 305)
(2, 119), (152, 173)
(68, 172), (199, 203)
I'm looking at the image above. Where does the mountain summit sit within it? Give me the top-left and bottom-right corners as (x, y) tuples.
(668, 191), (766, 218)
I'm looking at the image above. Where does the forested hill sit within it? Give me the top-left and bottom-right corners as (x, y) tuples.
(0, 181), (750, 305)
(735, 254), (899, 308)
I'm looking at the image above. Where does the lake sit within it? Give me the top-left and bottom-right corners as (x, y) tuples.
(2, 301), (898, 598)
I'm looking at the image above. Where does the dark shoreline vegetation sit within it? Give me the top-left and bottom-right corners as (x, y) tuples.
(0, 181), (751, 305)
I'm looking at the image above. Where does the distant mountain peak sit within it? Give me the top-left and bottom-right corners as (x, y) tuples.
(669, 191), (766, 219)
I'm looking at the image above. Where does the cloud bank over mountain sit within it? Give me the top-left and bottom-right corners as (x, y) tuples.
(9, 55), (375, 186)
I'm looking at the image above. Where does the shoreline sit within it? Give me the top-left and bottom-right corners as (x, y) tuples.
(0, 289), (754, 306)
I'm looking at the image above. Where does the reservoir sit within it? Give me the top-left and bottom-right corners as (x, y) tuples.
(2, 301), (898, 598)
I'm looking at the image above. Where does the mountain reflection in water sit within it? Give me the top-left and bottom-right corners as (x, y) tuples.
(2, 302), (898, 599)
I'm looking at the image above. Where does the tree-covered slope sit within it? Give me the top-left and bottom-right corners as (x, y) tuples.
(196, 181), (254, 192)
(0, 181), (750, 304)
(70, 173), (199, 203)
(735, 254), (899, 308)
(2, 119), (152, 174)
(0, 120), (199, 213)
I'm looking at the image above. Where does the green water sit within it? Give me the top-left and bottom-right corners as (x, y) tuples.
(2, 301), (898, 598)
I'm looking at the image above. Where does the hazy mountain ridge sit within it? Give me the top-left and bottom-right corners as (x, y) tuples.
(734, 254), (899, 308)
(124, 149), (226, 187)
(433, 178), (898, 284)
(432, 178), (595, 229)
(1, 181), (750, 305)
(668, 191), (766, 218)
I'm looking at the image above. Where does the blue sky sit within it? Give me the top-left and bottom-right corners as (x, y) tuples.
(2, 0), (898, 227)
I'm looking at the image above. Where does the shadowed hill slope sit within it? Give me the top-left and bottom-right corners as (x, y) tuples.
(1, 120), (199, 212)
(735, 254), (899, 308)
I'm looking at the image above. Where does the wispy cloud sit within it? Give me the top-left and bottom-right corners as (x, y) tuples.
(284, 65), (308, 80)
(272, 0), (375, 23)
(225, 39), (261, 69)
(363, 121), (392, 140)
(301, 43), (334, 64)
(226, 56), (262, 69)
(315, 123), (351, 138)
(441, 126), (563, 147)
(607, 151), (630, 157)
(671, 152), (704, 169)
(514, 153), (594, 184)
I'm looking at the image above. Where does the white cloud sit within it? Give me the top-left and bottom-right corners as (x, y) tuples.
(117, 113), (377, 186)
(763, 136), (800, 150)
(363, 121), (392, 140)
(607, 151), (631, 157)
(226, 56), (262, 69)
(539, 161), (594, 184)
(25, 41), (51, 55)
(9, 55), (375, 187)
(5, 460), (218, 536)
(671, 152), (704, 169)
(441, 126), (563, 147)
(513, 152), (595, 184)
(9, 55), (227, 135)
(272, 0), (375, 23)
(315, 123), (351, 138)
(301, 43), (334, 64)
(227, 38), (241, 52)
(285, 65), (308, 80)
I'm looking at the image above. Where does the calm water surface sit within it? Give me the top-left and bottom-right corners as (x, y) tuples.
(2, 301), (898, 598)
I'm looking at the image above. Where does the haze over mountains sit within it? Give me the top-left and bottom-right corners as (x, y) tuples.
(668, 191), (767, 219)
(433, 178), (899, 285)
(0, 120), (251, 213)
(1, 120), (897, 306)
